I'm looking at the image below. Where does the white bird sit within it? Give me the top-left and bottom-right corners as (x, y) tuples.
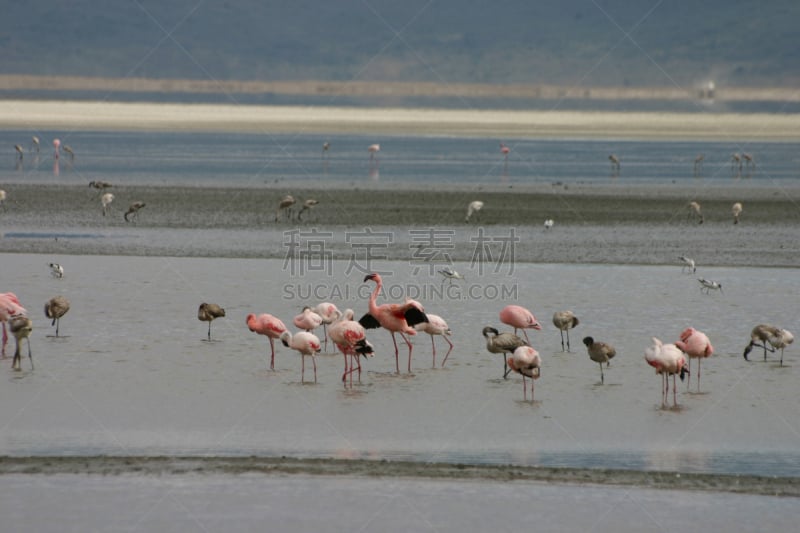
(678, 256), (696, 274)
(508, 345), (541, 401)
(552, 310), (579, 352)
(368, 144), (380, 159)
(438, 266), (464, 286)
(698, 278), (722, 294)
(31, 136), (40, 153)
(280, 330), (322, 383)
(744, 325), (794, 366)
(687, 201), (704, 224)
(732, 202), (743, 224)
(275, 195), (296, 222)
(49, 263), (64, 279)
(465, 200), (484, 223)
(543, 219), (554, 229)
(313, 302), (342, 351)
(101, 193), (114, 216)
(415, 313), (454, 367)
(645, 337), (689, 407)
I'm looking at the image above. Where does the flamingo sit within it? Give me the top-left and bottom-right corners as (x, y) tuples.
(198, 303), (225, 341)
(499, 143), (510, 167)
(49, 263), (64, 279)
(0, 189), (6, 211)
(0, 292), (27, 357)
(101, 193), (114, 216)
(675, 327), (713, 391)
(645, 337), (689, 407)
(552, 310), (579, 352)
(329, 308), (374, 385)
(246, 313), (287, 370)
(732, 202), (743, 224)
(322, 141), (330, 157)
(89, 180), (112, 190)
(582, 336), (616, 384)
(31, 136), (40, 153)
(678, 255), (696, 274)
(742, 153), (755, 170)
(438, 266), (464, 287)
(359, 273), (428, 374)
(415, 313), (454, 367)
(465, 200), (484, 223)
(275, 195), (296, 222)
(53, 138), (61, 160)
(10, 316), (33, 371)
(508, 345), (541, 401)
(297, 199), (319, 221)
(731, 153), (742, 172)
(687, 201), (704, 224)
(609, 154), (620, 173)
(293, 306), (323, 333)
(744, 324), (794, 366)
(44, 295), (70, 337)
(280, 330), (322, 383)
(482, 326), (528, 379)
(314, 302), (342, 351)
(698, 278), (722, 294)
(499, 304), (541, 343)
(14, 144), (23, 160)
(124, 201), (146, 222)
(368, 144), (380, 160)
(63, 145), (75, 161)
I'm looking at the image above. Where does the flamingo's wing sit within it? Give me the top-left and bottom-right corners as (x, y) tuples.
(358, 313), (381, 330)
(403, 306), (428, 327)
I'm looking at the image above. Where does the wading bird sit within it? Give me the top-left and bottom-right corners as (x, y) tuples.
(543, 219), (554, 230)
(675, 327), (713, 391)
(0, 189), (6, 211)
(609, 154), (621, 174)
(499, 305), (541, 343)
(359, 273), (428, 374)
(368, 144), (380, 160)
(124, 201), (146, 222)
(89, 180), (112, 191)
(552, 311), (579, 352)
(693, 154), (704, 174)
(49, 263), (64, 279)
(44, 295), (70, 337)
(101, 193), (114, 216)
(329, 308), (374, 385)
(465, 200), (484, 223)
(687, 201), (704, 224)
(678, 256), (696, 274)
(246, 313), (287, 371)
(275, 194), (295, 222)
(742, 153), (755, 170)
(297, 199), (319, 221)
(732, 202), (743, 224)
(645, 337), (688, 407)
(582, 336), (616, 384)
(698, 278), (722, 294)
(198, 303), (225, 341)
(743, 324), (794, 366)
(438, 266), (464, 286)
(10, 316), (33, 371)
(731, 153), (742, 173)
(314, 302), (342, 351)
(31, 136), (40, 153)
(14, 144), (23, 160)
(53, 138), (60, 159)
(293, 306), (323, 333)
(482, 326), (528, 379)
(280, 330), (322, 383)
(508, 345), (541, 401)
(0, 292), (26, 357)
(415, 313), (454, 367)
(322, 142), (330, 157)
(63, 145), (75, 160)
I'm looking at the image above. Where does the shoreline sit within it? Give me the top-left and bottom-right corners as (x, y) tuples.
(1, 456), (796, 497)
(2, 99), (800, 140)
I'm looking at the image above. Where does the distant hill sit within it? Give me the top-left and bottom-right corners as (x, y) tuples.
(3, 0), (799, 90)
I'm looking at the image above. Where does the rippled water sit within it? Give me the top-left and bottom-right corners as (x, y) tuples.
(1, 253), (797, 477)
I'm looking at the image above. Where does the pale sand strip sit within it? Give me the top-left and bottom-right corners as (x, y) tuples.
(1, 99), (799, 140)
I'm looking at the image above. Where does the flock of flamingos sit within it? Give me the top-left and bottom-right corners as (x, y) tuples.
(0, 140), (792, 408)
(1, 263), (793, 408)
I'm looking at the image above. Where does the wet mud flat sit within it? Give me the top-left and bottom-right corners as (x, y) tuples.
(1, 456), (797, 497)
(1, 183), (799, 267)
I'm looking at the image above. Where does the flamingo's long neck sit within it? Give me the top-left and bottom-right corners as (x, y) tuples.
(368, 278), (382, 315)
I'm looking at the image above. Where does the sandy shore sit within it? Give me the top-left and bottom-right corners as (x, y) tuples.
(2, 99), (800, 139)
(0, 456), (795, 497)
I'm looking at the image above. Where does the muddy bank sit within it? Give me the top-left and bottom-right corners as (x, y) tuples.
(0, 456), (795, 497)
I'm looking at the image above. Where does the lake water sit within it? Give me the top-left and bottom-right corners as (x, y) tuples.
(2, 130), (798, 188)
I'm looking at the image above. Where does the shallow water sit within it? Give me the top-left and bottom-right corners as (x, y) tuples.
(1, 254), (797, 477)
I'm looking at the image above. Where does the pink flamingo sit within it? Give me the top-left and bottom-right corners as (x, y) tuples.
(280, 330), (322, 383)
(314, 302), (342, 351)
(246, 313), (287, 371)
(508, 345), (541, 401)
(500, 142), (510, 162)
(645, 337), (689, 407)
(329, 308), (374, 385)
(0, 292), (27, 357)
(53, 138), (61, 160)
(293, 306), (323, 333)
(675, 327), (713, 392)
(359, 273), (429, 373)
(415, 313), (454, 367)
(368, 144), (380, 160)
(499, 305), (541, 343)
